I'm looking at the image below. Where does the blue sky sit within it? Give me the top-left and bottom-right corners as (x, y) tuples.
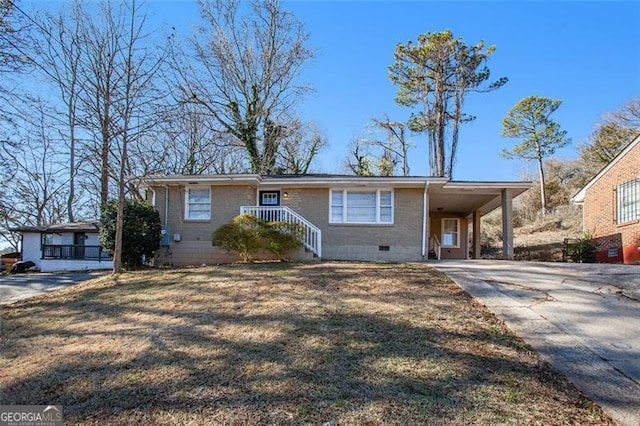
(55, 1), (640, 180)
(283, 1), (640, 180)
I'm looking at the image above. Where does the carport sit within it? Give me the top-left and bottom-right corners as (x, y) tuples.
(425, 181), (531, 260)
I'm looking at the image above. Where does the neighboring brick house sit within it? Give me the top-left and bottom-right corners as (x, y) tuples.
(572, 134), (640, 264)
(139, 174), (531, 266)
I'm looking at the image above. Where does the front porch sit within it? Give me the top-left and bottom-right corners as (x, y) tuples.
(43, 244), (112, 261)
(39, 244), (113, 272)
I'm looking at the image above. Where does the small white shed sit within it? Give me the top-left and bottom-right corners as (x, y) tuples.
(12, 221), (113, 272)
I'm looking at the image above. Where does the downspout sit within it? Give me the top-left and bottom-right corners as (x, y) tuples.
(164, 185), (172, 260)
(164, 185), (169, 226)
(421, 180), (429, 259)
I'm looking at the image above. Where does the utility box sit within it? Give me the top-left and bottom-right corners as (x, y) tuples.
(160, 226), (171, 247)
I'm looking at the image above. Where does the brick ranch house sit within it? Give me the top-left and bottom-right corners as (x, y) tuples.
(139, 174), (531, 265)
(572, 133), (640, 264)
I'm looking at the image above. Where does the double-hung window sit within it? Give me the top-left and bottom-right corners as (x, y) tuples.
(329, 189), (393, 224)
(616, 179), (640, 224)
(185, 187), (211, 220)
(442, 218), (460, 248)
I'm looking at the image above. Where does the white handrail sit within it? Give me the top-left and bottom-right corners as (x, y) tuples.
(240, 206), (322, 258)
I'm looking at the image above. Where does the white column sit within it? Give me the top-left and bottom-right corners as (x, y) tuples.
(472, 209), (481, 259)
(501, 188), (514, 260)
(421, 183), (429, 258)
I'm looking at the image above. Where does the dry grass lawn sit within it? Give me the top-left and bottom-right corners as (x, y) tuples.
(0, 262), (612, 425)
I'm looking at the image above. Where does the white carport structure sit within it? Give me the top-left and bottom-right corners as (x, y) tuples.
(426, 181), (532, 260)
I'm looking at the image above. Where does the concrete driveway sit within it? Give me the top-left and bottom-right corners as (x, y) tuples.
(0, 271), (105, 305)
(435, 260), (640, 426)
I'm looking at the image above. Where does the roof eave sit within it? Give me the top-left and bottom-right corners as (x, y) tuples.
(571, 132), (640, 204)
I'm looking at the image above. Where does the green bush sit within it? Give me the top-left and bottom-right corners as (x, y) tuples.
(261, 221), (303, 260)
(100, 200), (162, 268)
(212, 214), (302, 262)
(564, 232), (597, 263)
(212, 214), (263, 261)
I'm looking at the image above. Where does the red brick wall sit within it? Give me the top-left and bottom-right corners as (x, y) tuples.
(583, 141), (640, 264)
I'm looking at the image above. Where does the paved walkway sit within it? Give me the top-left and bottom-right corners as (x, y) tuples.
(435, 260), (640, 426)
(0, 271), (105, 305)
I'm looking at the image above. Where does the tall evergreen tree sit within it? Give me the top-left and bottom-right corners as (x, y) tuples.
(501, 96), (570, 217)
(389, 30), (507, 177)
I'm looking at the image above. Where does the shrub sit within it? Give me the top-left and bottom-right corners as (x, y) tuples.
(212, 214), (302, 262)
(212, 214), (263, 261)
(100, 200), (162, 268)
(564, 232), (597, 263)
(260, 222), (302, 260)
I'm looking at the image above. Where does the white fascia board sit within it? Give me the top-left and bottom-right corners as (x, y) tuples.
(140, 174), (262, 186)
(260, 176), (448, 188)
(442, 181), (533, 196)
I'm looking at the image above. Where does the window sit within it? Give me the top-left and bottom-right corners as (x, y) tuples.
(185, 187), (211, 220)
(329, 189), (393, 224)
(616, 180), (640, 224)
(442, 218), (460, 248)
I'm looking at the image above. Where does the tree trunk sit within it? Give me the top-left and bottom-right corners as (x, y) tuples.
(100, 107), (110, 207)
(537, 155), (547, 218)
(112, 192), (125, 273)
(67, 118), (75, 222)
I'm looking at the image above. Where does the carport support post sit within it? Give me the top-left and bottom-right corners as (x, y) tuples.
(501, 189), (514, 260)
(472, 209), (481, 259)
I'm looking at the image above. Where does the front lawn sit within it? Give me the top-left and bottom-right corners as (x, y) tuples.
(0, 262), (611, 424)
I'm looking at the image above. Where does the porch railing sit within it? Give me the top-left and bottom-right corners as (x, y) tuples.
(42, 245), (112, 261)
(240, 206), (322, 258)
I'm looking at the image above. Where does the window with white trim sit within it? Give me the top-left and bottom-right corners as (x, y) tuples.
(329, 189), (393, 224)
(185, 187), (211, 220)
(616, 179), (640, 224)
(441, 218), (460, 248)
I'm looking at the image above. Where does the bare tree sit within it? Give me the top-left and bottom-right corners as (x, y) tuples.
(31, 4), (83, 222)
(344, 140), (374, 176)
(370, 115), (411, 176)
(276, 120), (327, 174)
(173, 0), (313, 174)
(0, 0), (31, 147)
(0, 99), (68, 229)
(102, 0), (165, 273)
(71, 0), (126, 208)
(580, 97), (640, 177)
(130, 102), (247, 177)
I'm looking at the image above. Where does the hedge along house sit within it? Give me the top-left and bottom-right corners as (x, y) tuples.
(572, 133), (640, 264)
(139, 174), (530, 265)
(11, 221), (113, 272)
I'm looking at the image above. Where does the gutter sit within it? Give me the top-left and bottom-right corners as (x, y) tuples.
(164, 186), (169, 226)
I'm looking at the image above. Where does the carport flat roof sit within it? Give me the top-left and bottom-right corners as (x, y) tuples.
(11, 221), (101, 233)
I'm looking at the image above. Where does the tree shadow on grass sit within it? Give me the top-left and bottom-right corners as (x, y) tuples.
(0, 263), (612, 424)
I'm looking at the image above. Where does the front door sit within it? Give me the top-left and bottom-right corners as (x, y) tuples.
(258, 191), (281, 221)
(259, 191), (280, 206)
(73, 232), (86, 259)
